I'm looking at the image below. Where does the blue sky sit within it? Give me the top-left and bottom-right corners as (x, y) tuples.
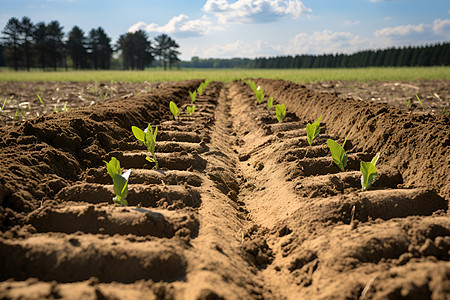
(1, 0), (449, 60)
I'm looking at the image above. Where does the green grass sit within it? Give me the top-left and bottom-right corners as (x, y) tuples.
(0, 66), (448, 83)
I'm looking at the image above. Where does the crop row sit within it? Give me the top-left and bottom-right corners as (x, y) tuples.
(244, 79), (382, 192)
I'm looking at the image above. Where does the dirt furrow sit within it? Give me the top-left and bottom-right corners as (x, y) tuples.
(226, 80), (449, 299)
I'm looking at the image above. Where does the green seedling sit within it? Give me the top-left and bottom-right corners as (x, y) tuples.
(14, 108), (20, 120)
(276, 103), (286, 123)
(104, 157), (130, 206)
(1, 99), (6, 112)
(204, 79), (211, 87)
(267, 96), (273, 110)
(306, 116), (322, 146)
(37, 93), (48, 110)
(147, 87), (152, 92)
(187, 105), (195, 116)
(189, 90), (197, 103)
(255, 86), (264, 104)
(406, 99), (411, 108)
(327, 136), (348, 172)
(169, 101), (179, 119)
(62, 101), (68, 112)
(132, 123), (159, 169)
(360, 153), (380, 191)
(443, 107), (449, 116)
(246, 80), (257, 93)
(415, 94), (423, 108)
(197, 84), (204, 96)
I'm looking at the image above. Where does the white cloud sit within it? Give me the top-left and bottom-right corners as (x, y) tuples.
(433, 19), (450, 37)
(374, 19), (450, 40)
(374, 23), (428, 37)
(202, 0), (312, 24)
(128, 14), (219, 37)
(191, 39), (282, 58)
(286, 30), (370, 55)
(342, 20), (360, 26)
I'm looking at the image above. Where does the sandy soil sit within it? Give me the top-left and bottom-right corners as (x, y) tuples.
(0, 79), (449, 299)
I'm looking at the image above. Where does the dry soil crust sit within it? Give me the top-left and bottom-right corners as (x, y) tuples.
(0, 79), (449, 299)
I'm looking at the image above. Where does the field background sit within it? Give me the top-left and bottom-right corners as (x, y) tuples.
(0, 66), (449, 83)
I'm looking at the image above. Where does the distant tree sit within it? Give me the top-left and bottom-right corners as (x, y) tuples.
(117, 30), (153, 70)
(1, 17), (21, 70)
(168, 38), (180, 69)
(153, 33), (170, 69)
(46, 21), (64, 70)
(87, 29), (98, 69)
(0, 43), (5, 66)
(19, 17), (34, 71)
(66, 26), (87, 69)
(87, 27), (112, 69)
(33, 22), (48, 70)
(153, 34), (181, 70)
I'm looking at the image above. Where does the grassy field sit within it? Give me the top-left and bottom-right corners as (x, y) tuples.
(0, 66), (448, 83)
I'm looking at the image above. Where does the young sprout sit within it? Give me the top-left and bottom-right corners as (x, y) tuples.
(327, 136), (348, 172)
(267, 96), (273, 110)
(415, 94), (423, 108)
(1, 98), (6, 112)
(169, 101), (179, 119)
(255, 86), (264, 104)
(197, 84), (204, 96)
(275, 103), (286, 123)
(360, 153), (380, 191)
(104, 157), (131, 206)
(444, 107), (449, 116)
(406, 99), (411, 109)
(187, 105), (195, 116)
(246, 80), (257, 93)
(189, 90), (197, 103)
(204, 79), (211, 87)
(306, 116), (322, 146)
(132, 123), (159, 169)
(37, 93), (48, 110)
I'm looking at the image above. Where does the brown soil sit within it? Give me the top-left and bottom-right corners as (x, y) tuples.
(0, 78), (449, 299)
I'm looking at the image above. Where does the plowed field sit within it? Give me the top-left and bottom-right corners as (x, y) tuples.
(0, 79), (449, 299)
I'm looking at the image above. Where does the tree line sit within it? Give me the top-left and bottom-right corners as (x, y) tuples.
(180, 42), (450, 68)
(0, 16), (181, 70)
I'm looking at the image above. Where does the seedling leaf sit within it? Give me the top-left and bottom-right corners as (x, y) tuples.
(37, 93), (44, 105)
(132, 126), (145, 143)
(104, 157), (129, 206)
(187, 105), (195, 115)
(327, 138), (348, 171)
(276, 103), (286, 123)
(306, 116), (322, 146)
(104, 157), (122, 179)
(361, 153), (380, 191)
(189, 90), (197, 103)
(113, 173), (128, 206)
(255, 86), (265, 104)
(415, 94), (423, 108)
(170, 101), (179, 118)
(267, 97), (273, 110)
(198, 84), (204, 96)
(1, 99), (6, 111)
(132, 124), (159, 169)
